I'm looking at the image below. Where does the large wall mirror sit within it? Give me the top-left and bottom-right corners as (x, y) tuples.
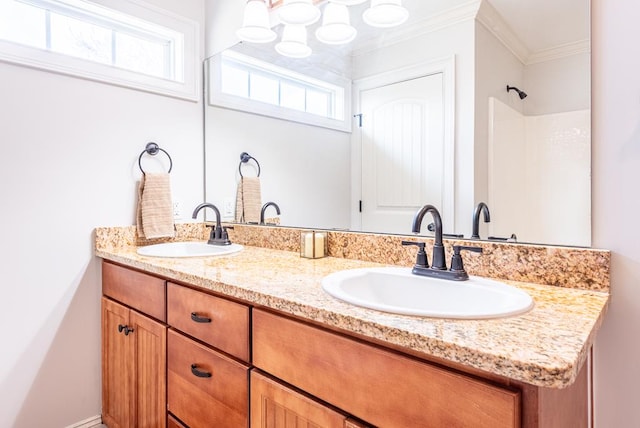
(203, 0), (591, 247)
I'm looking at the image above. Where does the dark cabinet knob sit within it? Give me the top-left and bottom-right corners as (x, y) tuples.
(118, 324), (134, 336)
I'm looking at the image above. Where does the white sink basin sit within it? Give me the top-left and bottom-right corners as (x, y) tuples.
(136, 242), (243, 258)
(322, 267), (533, 319)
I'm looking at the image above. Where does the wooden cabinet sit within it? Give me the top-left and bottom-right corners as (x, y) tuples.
(102, 261), (250, 428)
(253, 309), (520, 428)
(102, 297), (166, 428)
(251, 371), (370, 428)
(101, 260), (589, 428)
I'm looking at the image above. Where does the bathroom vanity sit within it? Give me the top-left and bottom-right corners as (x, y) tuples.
(96, 224), (609, 428)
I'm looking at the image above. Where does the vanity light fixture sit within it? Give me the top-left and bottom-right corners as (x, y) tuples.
(315, 2), (357, 45)
(362, 0), (409, 28)
(237, 0), (277, 43)
(275, 24), (312, 58)
(238, 0), (410, 57)
(278, 0), (321, 25)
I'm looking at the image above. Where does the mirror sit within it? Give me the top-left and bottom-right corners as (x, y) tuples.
(204, 0), (591, 247)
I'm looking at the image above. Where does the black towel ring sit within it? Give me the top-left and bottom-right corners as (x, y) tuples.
(238, 152), (261, 177)
(138, 142), (172, 174)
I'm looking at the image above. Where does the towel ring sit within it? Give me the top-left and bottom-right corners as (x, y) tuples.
(238, 152), (261, 177)
(138, 142), (172, 174)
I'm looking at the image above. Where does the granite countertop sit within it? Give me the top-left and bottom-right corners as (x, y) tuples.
(96, 239), (609, 389)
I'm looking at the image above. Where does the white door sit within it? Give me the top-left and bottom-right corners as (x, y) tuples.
(359, 73), (445, 234)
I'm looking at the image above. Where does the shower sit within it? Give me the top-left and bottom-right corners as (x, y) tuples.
(506, 85), (527, 99)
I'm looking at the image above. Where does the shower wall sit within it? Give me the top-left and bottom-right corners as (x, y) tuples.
(488, 97), (591, 246)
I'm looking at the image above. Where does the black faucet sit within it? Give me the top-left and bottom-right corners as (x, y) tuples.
(403, 204), (483, 281)
(192, 203), (232, 246)
(260, 202), (281, 225)
(410, 204), (446, 270)
(471, 202), (491, 239)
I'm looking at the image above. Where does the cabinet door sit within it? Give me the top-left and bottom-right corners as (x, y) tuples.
(251, 371), (349, 428)
(102, 297), (134, 428)
(102, 297), (166, 428)
(130, 310), (167, 428)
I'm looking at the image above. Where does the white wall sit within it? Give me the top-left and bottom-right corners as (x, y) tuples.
(524, 52), (591, 116)
(204, 0), (244, 57)
(592, 0), (640, 426)
(0, 1), (205, 426)
(204, 105), (352, 229)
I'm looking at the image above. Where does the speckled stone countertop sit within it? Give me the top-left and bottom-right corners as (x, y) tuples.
(95, 225), (609, 389)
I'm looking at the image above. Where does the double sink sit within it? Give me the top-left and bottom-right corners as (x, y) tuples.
(136, 241), (533, 320)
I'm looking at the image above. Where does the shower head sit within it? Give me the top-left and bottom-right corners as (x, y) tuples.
(507, 85), (527, 99)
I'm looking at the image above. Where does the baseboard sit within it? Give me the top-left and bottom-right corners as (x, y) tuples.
(65, 415), (103, 428)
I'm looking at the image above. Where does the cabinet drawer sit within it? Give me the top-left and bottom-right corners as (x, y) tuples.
(253, 309), (521, 428)
(167, 282), (250, 361)
(167, 329), (249, 428)
(102, 261), (165, 322)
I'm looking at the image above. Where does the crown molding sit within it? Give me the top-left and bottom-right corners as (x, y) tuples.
(527, 39), (590, 64)
(351, 0), (481, 58)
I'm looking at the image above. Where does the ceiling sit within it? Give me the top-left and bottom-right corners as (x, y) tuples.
(342, 0), (589, 56)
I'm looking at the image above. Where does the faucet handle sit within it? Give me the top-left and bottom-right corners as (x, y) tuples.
(205, 224), (217, 242)
(401, 241), (428, 268)
(221, 226), (234, 242)
(450, 245), (483, 273)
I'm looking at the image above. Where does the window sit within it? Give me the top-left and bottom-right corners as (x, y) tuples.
(0, 0), (198, 100)
(209, 50), (351, 132)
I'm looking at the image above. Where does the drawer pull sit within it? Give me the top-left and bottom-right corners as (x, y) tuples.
(117, 324), (134, 336)
(190, 312), (212, 323)
(190, 364), (212, 378)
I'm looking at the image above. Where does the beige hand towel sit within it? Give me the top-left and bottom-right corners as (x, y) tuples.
(235, 177), (262, 223)
(136, 173), (175, 239)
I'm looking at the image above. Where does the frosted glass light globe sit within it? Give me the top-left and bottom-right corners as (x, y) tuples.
(276, 24), (312, 58)
(362, 0), (409, 28)
(278, 0), (321, 26)
(316, 3), (357, 45)
(236, 0), (277, 43)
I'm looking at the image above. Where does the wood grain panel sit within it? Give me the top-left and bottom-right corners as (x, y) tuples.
(167, 282), (250, 361)
(251, 371), (347, 428)
(102, 261), (166, 321)
(168, 330), (249, 428)
(102, 297), (133, 428)
(253, 309), (521, 428)
(131, 310), (166, 428)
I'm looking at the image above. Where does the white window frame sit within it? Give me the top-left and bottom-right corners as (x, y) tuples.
(0, 0), (199, 101)
(208, 50), (352, 133)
